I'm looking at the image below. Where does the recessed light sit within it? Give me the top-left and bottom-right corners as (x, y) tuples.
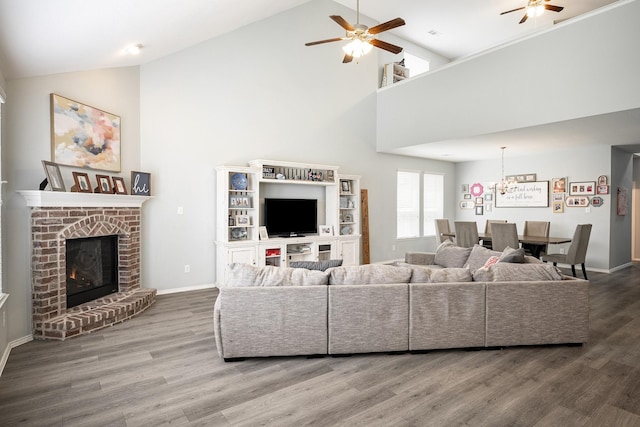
(124, 44), (143, 55)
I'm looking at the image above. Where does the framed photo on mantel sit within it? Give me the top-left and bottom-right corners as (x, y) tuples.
(131, 171), (151, 196)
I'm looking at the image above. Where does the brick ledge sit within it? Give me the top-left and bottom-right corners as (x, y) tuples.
(35, 288), (157, 340)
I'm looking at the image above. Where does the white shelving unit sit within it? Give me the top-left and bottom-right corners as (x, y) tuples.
(215, 160), (361, 285)
(381, 62), (410, 87)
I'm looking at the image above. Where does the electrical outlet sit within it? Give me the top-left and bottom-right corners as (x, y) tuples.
(177, 206), (184, 215)
(184, 265), (190, 273)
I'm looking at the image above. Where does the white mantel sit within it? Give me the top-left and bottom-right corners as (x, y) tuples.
(18, 190), (153, 208)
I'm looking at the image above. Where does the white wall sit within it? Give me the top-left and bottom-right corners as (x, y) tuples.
(139, 0), (455, 291)
(455, 145), (613, 271)
(376, 0), (640, 152)
(2, 68), (140, 342)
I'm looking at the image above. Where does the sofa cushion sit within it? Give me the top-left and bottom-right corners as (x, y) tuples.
(434, 241), (473, 268)
(499, 246), (525, 263)
(463, 244), (502, 272)
(328, 264), (412, 285)
(226, 263), (328, 287)
(289, 259), (343, 271)
(472, 262), (564, 282)
(412, 266), (473, 283)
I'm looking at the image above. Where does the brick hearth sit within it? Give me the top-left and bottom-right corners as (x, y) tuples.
(20, 191), (156, 340)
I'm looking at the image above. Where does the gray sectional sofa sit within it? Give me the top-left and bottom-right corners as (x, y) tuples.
(213, 243), (589, 361)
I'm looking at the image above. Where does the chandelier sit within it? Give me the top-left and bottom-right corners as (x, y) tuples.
(495, 146), (512, 195)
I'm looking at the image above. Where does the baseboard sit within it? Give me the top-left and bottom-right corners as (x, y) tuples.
(156, 283), (216, 296)
(607, 262), (633, 273)
(0, 335), (33, 377)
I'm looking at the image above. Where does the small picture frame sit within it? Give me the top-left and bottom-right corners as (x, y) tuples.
(459, 200), (475, 209)
(131, 171), (151, 196)
(596, 185), (609, 195)
(484, 193), (493, 202)
(565, 196), (590, 207)
(319, 225), (333, 236)
(569, 181), (596, 196)
(72, 172), (92, 193)
(553, 192), (566, 201)
(552, 177), (566, 193)
(475, 197), (483, 205)
(235, 215), (250, 226)
(259, 226), (269, 240)
(463, 194), (472, 200)
(553, 201), (564, 213)
(95, 174), (113, 193)
(112, 176), (127, 195)
(343, 213), (353, 222)
(598, 175), (608, 185)
(475, 205), (484, 215)
(462, 184), (469, 193)
(230, 196), (250, 208)
(41, 160), (66, 192)
(341, 180), (351, 193)
(591, 196), (604, 207)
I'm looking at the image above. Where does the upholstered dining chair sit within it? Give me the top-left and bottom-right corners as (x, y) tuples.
(523, 220), (550, 256)
(541, 224), (592, 279)
(482, 219), (507, 249)
(491, 223), (519, 252)
(435, 219), (452, 244)
(453, 221), (479, 248)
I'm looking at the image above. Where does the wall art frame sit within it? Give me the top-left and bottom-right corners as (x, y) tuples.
(112, 176), (127, 194)
(131, 171), (151, 196)
(569, 181), (595, 196)
(494, 181), (549, 208)
(552, 177), (566, 193)
(553, 201), (564, 213)
(565, 196), (590, 207)
(50, 93), (121, 172)
(95, 174), (113, 193)
(596, 185), (609, 195)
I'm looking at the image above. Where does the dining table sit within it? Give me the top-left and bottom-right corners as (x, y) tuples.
(441, 232), (572, 258)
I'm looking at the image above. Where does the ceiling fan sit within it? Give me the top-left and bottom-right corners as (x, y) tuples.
(305, 0), (406, 63)
(501, 0), (564, 24)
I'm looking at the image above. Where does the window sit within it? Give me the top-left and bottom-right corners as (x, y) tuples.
(397, 170), (444, 239)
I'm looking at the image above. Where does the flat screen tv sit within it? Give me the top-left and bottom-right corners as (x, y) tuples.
(264, 198), (318, 237)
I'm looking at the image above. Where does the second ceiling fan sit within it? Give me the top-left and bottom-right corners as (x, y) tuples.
(501, 0), (565, 24)
(305, 0), (406, 63)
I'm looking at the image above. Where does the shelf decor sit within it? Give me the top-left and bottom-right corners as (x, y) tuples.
(50, 93), (121, 172)
(41, 160), (65, 192)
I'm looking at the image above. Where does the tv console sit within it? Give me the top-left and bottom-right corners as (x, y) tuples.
(215, 159), (361, 285)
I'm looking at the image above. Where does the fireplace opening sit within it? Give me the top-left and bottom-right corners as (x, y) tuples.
(66, 235), (119, 308)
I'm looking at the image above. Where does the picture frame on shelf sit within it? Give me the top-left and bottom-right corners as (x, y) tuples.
(569, 181), (595, 196)
(41, 160), (66, 192)
(95, 174), (113, 193)
(597, 185), (609, 195)
(131, 171), (151, 196)
(341, 180), (351, 193)
(319, 225), (333, 236)
(71, 172), (92, 193)
(50, 93), (121, 172)
(259, 226), (269, 240)
(235, 215), (250, 226)
(230, 196), (250, 208)
(112, 176), (127, 194)
(343, 213), (353, 223)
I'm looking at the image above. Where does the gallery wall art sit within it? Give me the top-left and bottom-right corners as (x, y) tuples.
(50, 93), (121, 172)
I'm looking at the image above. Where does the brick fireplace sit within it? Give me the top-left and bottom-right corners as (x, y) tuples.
(20, 191), (156, 340)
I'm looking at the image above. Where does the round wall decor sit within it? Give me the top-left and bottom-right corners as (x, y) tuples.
(470, 183), (484, 197)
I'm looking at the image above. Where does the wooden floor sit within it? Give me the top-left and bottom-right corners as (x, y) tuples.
(1, 265), (640, 427)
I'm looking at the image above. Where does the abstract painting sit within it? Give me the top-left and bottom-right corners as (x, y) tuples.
(50, 93), (121, 172)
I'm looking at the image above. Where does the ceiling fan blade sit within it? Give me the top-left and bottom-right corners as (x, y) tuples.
(305, 37), (345, 46)
(368, 17), (406, 34)
(369, 38), (403, 55)
(519, 13), (529, 24)
(545, 4), (564, 12)
(330, 15), (355, 31)
(500, 6), (525, 15)
(343, 54), (353, 63)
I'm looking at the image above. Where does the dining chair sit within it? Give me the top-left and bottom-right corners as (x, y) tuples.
(435, 219), (452, 244)
(523, 220), (550, 256)
(541, 224), (592, 279)
(491, 222), (519, 252)
(482, 219), (507, 249)
(453, 221), (479, 248)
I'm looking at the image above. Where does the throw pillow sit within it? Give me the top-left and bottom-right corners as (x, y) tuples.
(434, 240), (473, 268)
(225, 263), (329, 287)
(328, 264), (412, 285)
(483, 256), (500, 269)
(499, 246), (525, 263)
(472, 262), (564, 282)
(463, 244), (502, 272)
(289, 259), (343, 271)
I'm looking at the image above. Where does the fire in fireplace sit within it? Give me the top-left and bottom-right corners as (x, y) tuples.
(66, 235), (119, 308)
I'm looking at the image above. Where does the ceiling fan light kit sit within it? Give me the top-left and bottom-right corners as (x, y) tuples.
(500, 0), (564, 24)
(305, 0), (405, 63)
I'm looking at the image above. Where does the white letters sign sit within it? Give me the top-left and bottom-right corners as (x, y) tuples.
(495, 181), (549, 208)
